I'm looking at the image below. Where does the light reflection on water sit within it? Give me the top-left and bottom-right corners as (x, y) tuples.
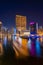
(3, 36), (7, 47)
(27, 38), (31, 50)
(3, 35), (42, 57)
(36, 38), (41, 57)
(12, 35), (16, 41)
(27, 38), (41, 57)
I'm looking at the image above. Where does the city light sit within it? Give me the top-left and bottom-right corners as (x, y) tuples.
(36, 38), (41, 57)
(0, 16), (43, 59)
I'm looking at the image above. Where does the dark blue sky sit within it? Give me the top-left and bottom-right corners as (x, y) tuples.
(0, 0), (43, 29)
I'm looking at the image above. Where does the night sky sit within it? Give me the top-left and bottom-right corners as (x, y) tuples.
(0, 0), (43, 29)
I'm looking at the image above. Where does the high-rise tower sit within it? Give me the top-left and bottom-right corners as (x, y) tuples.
(16, 15), (27, 32)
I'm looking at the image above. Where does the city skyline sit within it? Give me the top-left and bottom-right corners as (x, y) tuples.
(0, 1), (43, 29)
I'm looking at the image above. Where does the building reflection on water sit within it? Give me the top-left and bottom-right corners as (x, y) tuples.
(12, 34), (43, 58)
(36, 38), (41, 57)
(0, 21), (43, 59)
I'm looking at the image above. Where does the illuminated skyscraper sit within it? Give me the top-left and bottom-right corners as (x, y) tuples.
(0, 21), (2, 32)
(30, 22), (38, 34)
(16, 15), (26, 32)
